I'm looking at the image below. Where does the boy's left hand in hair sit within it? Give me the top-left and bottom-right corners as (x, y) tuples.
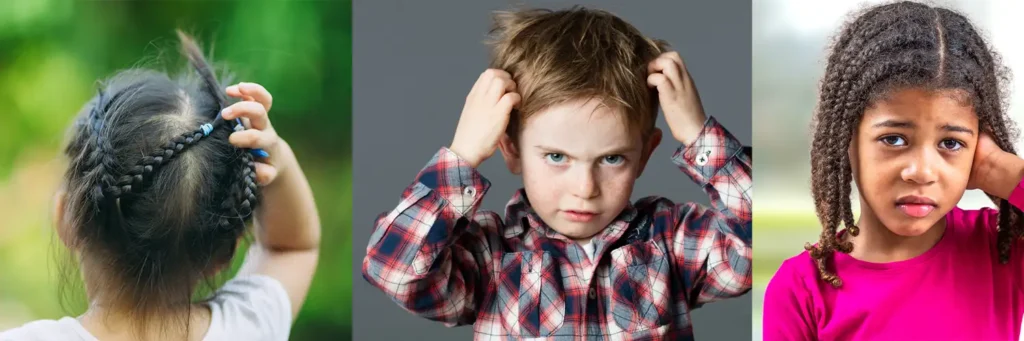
(647, 51), (707, 145)
(221, 82), (285, 186)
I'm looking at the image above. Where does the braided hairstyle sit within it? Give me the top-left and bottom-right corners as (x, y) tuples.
(808, 1), (1019, 287)
(60, 31), (259, 333)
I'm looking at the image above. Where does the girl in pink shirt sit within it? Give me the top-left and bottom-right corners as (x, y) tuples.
(763, 2), (1024, 340)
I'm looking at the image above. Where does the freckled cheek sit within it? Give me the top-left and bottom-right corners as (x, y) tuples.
(521, 162), (565, 211)
(598, 168), (636, 207)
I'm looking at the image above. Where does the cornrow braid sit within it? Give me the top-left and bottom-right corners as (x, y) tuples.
(217, 144), (259, 235)
(82, 90), (120, 206)
(177, 30), (260, 237)
(809, 1), (1019, 287)
(104, 125), (214, 198)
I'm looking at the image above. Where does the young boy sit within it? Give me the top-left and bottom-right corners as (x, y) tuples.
(362, 7), (751, 340)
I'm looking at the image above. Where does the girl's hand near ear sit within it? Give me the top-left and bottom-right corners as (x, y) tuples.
(968, 132), (1024, 200)
(647, 51), (707, 145)
(967, 133), (999, 191)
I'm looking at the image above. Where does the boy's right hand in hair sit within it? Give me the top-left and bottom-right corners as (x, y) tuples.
(450, 69), (521, 168)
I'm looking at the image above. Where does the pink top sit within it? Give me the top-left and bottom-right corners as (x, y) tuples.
(763, 182), (1024, 341)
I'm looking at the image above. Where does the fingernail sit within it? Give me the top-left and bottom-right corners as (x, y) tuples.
(220, 108), (232, 119)
(226, 85), (238, 92)
(250, 149), (269, 158)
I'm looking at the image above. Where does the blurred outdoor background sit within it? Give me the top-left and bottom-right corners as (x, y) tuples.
(753, 0), (1024, 339)
(0, 1), (352, 340)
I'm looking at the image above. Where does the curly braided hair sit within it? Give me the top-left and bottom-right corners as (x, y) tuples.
(61, 31), (259, 333)
(808, 1), (1019, 287)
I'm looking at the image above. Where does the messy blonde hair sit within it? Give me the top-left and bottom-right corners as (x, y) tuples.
(487, 6), (668, 142)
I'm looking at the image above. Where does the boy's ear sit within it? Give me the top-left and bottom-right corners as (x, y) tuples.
(637, 128), (663, 178)
(498, 134), (522, 175)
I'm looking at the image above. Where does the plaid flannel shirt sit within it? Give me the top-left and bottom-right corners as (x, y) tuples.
(363, 116), (752, 340)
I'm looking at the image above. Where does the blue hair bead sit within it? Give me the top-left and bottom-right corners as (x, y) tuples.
(201, 123), (214, 136)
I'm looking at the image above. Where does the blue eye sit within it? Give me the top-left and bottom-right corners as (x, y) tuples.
(880, 135), (906, 146)
(602, 155), (624, 165)
(940, 139), (964, 151)
(545, 153), (566, 164)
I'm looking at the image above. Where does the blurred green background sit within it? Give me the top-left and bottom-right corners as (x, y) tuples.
(0, 1), (351, 340)
(753, 0), (1024, 339)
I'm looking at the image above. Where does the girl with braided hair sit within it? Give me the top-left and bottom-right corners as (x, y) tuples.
(762, 2), (1024, 340)
(0, 31), (320, 341)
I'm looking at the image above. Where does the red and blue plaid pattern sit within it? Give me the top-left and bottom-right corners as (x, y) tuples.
(363, 116), (751, 340)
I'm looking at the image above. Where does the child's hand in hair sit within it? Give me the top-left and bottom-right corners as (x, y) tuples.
(221, 82), (286, 186)
(966, 131), (1024, 200)
(221, 82), (319, 318)
(450, 69), (521, 168)
(647, 51), (708, 145)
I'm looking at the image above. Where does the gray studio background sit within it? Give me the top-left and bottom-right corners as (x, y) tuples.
(353, 1), (752, 339)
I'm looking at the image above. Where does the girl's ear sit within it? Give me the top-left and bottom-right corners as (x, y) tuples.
(52, 189), (74, 250)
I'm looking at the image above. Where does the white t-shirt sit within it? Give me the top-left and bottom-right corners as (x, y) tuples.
(0, 275), (291, 341)
(581, 239), (596, 261)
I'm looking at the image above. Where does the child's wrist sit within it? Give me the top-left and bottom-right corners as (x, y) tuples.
(980, 150), (1024, 199)
(672, 113), (708, 145)
(268, 140), (296, 178)
(448, 145), (482, 168)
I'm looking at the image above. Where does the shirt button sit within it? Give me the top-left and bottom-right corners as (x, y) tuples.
(464, 186), (476, 196)
(695, 149), (711, 166)
(588, 288), (596, 299)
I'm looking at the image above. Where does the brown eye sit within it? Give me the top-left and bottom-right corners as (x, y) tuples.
(939, 139), (964, 151)
(880, 135), (906, 146)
